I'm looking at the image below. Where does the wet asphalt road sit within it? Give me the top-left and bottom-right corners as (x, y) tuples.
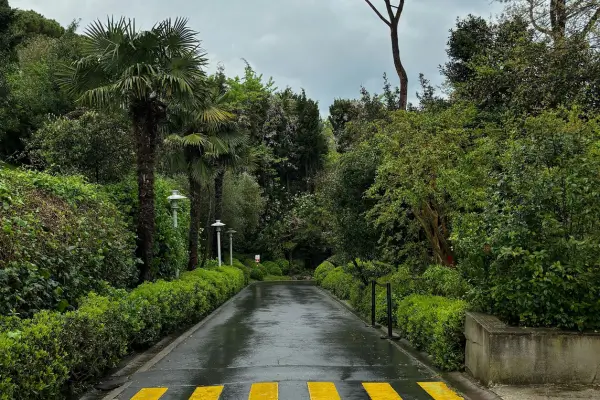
(119, 282), (452, 399)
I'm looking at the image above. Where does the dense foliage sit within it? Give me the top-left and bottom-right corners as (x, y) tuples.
(0, 266), (245, 399)
(0, 168), (136, 317)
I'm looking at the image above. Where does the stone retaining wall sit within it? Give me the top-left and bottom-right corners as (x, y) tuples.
(465, 312), (600, 386)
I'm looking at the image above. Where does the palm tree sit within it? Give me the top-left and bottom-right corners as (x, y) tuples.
(165, 88), (242, 270)
(61, 17), (207, 282)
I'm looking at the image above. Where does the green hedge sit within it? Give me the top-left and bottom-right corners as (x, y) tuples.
(0, 169), (136, 317)
(314, 261), (335, 284)
(396, 295), (468, 371)
(262, 261), (283, 276)
(315, 261), (470, 371)
(250, 264), (268, 281)
(321, 267), (358, 300)
(0, 267), (245, 399)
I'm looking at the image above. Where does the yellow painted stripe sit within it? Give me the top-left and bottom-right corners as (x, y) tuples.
(418, 382), (464, 400)
(362, 382), (403, 400)
(131, 388), (168, 400)
(249, 382), (278, 400)
(189, 385), (224, 399)
(307, 382), (341, 400)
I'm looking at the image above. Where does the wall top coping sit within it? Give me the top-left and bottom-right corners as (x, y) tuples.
(466, 311), (600, 337)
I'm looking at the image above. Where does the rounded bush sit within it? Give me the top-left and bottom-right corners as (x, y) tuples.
(250, 264), (267, 281)
(321, 267), (356, 300)
(276, 259), (290, 275)
(0, 169), (136, 317)
(313, 261), (335, 284)
(263, 261), (283, 276)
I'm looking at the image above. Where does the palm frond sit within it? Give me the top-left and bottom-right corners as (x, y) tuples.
(190, 158), (214, 184)
(155, 17), (201, 55)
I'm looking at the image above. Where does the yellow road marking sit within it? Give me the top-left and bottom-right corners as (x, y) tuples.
(418, 382), (464, 400)
(307, 382), (341, 400)
(131, 388), (168, 400)
(249, 382), (278, 400)
(362, 382), (403, 400)
(189, 385), (224, 399)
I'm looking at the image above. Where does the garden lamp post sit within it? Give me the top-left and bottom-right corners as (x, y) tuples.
(211, 220), (226, 267)
(167, 190), (187, 278)
(225, 228), (237, 266)
(167, 190), (187, 229)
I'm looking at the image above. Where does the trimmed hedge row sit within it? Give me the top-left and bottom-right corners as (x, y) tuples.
(314, 261), (469, 371)
(0, 266), (246, 399)
(396, 295), (468, 371)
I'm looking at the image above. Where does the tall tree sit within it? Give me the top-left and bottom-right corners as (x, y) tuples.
(499, 0), (600, 43)
(362, 0), (408, 109)
(62, 17), (207, 282)
(165, 88), (238, 270)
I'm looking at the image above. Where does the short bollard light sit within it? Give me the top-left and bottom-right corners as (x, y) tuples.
(211, 220), (226, 267)
(225, 228), (237, 266)
(167, 190), (187, 279)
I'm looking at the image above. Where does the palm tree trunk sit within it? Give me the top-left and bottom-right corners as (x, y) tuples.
(212, 168), (225, 257)
(133, 110), (159, 283)
(188, 172), (201, 270)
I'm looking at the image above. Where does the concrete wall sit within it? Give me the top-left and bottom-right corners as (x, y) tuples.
(464, 312), (600, 386)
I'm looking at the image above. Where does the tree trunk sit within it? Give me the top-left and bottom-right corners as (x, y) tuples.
(187, 171), (201, 271)
(212, 168), (225, 258)
(133, 104), (160, 283)
(550, 0), (567, 40)
(390, 25), (408, 110)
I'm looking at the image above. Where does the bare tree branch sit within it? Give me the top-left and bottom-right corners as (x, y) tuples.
(394, 0), (406, 22)
(363, 0), (391, 26)
(582, 6), (600, 35)
(528, 0), (553, 35)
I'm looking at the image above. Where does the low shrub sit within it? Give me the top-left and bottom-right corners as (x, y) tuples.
(313, 261), (335, 284)
(250, 264), (267, 281)
(321, 267), (357, 300)
(418, 265), (471, 299)
(0, 267), (245, 399)
(262, 261), (283, 276)
(396, 294), (468, 371)
(0, 169), (136, 317)
(276, 259), (290, 275)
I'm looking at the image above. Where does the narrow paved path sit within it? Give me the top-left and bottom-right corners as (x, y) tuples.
(120, 282), (463, 399)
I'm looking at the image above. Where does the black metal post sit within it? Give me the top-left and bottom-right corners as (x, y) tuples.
(386, 283), (393, 338)
(371, 281), (376, 327)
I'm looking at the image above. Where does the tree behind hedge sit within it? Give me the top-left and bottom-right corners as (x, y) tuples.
(62, 17), (208, 282)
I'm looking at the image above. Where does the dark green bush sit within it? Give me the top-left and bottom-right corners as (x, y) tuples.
(104, 175), (189, 280)
(313, 261), (335, 284)
(417, 265), (471, 299)
(263, 261), (283, 276)
(321, 267), (357, 300)
(453, 111), (600, 330)
(0, 169), (136, 317)
(396, 294), (468, 371)
(0, 267), (245, 399)
(276, 259), (290, 275)
(249, 264), (267, 281)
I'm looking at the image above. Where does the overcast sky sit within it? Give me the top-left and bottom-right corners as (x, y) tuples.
(11, 0), (500, 113)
